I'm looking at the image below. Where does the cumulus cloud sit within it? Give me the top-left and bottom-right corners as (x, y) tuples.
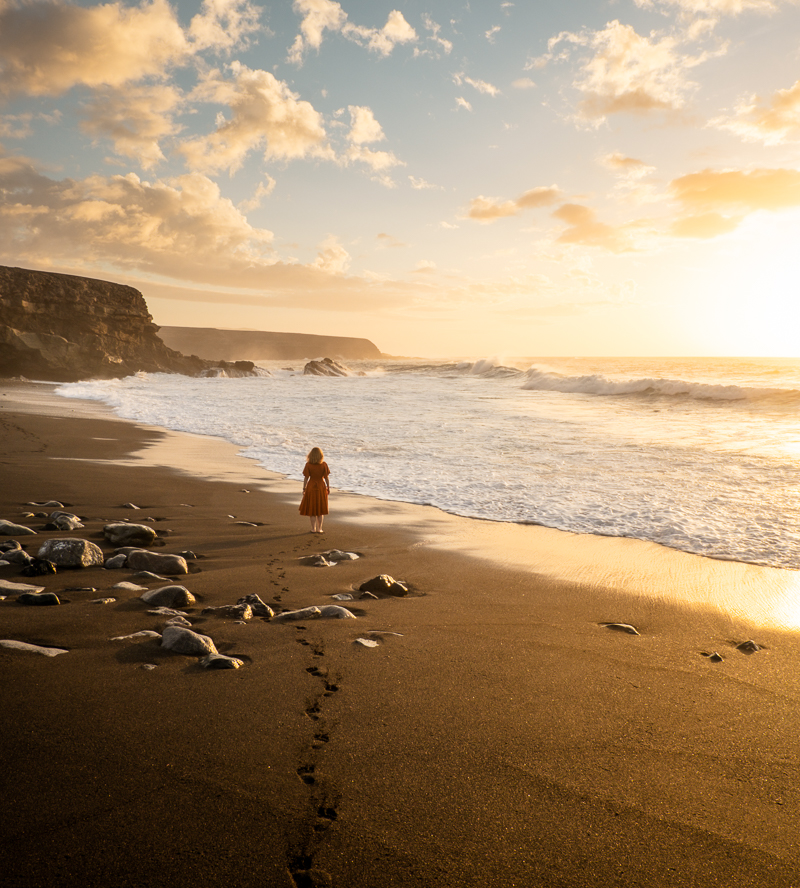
(343, 105), (403, 181)
(453, 73), (500, 97)
(237, 176), (276, 212)
(80, 84), (183, 168)
(467, 186), (561, 222)
(0, 157), (279, 280)
(0, 0), (189, 97)
(540, 20), (720, 122)
(0, 0), (261, 98)
(288, 1), (416, 63)
(552, 203), (634, 252)
(312, 234), (351, 274)
(347, 105), (385, 145)
(713, 81), (800, 144)
(180, 63), (330, 173)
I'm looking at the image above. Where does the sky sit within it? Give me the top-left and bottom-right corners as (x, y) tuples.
(2, 0), (800, 357)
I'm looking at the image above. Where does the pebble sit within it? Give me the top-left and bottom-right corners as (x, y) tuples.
(110, 630), (161, 641)
(0, 579), (44, 594)
(0, 639), (68, 656)
(354, 638), (380, 648)
(332, 593), (354, 601)
(736, 640), (762, 653)
(0, 519), (37, 536)
(161, 625), (217, 656)
(199, 653), (244, 669)
(111, 581), (148, 592)
(600, 622), (640, 635)
(140, 585), (196, 607)
(90, 598), (117, 604)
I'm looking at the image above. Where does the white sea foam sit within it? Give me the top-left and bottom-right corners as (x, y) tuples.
(57, 356), (800, 570)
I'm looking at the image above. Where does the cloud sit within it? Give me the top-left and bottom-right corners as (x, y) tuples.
(485, 25), (501, 42)
(512, 78), (536, 90)
(552, 203), (634, 252)
(288, 1), (416, 63)
(455, 97), (473, 112)
(634, 0), (780, 13)
(453, 72), (500, 96)
(419, 13), (452, 55)
(313, 234), (350, 274)
(287, 0), (347, 63)
(0, 156), (281, 281)
(0, 0), (261, 98)
(467, 186), (561, 222)
(542, 20), (720, 122)
(601, 152), (656, 181)
(670, 167), (800, 210)
(237, 176), (276, 212)
(347, 105), (385, 145)
(180, 63), (330, 173)
(713, 80), (800, 144)
(80, 84), (183, 168)
(408, 175), (438, 189)
(0, 0), (188, 97)
(669, 211), (742, 237)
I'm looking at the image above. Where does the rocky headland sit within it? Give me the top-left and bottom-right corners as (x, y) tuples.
(0, 266), (378, 382)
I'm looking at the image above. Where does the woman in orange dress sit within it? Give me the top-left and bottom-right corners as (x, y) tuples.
(299, 446), (330, 533)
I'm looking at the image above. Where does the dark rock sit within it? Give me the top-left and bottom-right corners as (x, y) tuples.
(303, 357), (352, 377)
(0, 540), (23, 552)
(358, 575), (408, 597)
(18, 591), (61, 606)
(37, 538), (103, 568)
(20, 558), (57, 576)
(104, 522), (157, 546)
(736, 640), (762, 654)
(104, 554), (128, 569)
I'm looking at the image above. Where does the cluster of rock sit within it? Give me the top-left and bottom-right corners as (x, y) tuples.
(0, 265), (264, 381)
(1, 499), (412, 669)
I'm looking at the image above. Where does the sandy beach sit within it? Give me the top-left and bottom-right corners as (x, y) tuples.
(1, 381), (799, 888)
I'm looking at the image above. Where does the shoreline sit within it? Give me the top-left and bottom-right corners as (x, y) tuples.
(2, 379), (800, 886)
(14, 379), (800, 634)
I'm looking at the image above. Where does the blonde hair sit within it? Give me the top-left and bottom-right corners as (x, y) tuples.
(307, 447), (324, 464)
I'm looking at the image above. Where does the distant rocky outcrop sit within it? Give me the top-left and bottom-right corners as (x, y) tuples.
(303, 357), (358, 377)
(159, 325), (381, 362)
(0, 265), (262, 381)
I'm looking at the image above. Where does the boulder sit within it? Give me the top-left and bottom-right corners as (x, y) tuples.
(0, 519), (36, 536)
(104, 523), (157, 546)
(126, 550), (188, 575)
(358, 575), (408, 597)
(140, 585), (195, 607)
(47, 510), (84, 531)
(161, 625), (217, 656)
(37, 537), (104, 568)
(303, 357), (351, 377)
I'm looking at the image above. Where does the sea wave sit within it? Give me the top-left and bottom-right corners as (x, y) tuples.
(519, 367), (800, 406)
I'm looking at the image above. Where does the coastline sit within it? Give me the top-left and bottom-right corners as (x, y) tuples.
(2, 380), (799, 887)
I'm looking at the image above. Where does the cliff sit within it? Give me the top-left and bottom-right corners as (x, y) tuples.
(158, 326), (382, 363)
(0, 266), (260, 381)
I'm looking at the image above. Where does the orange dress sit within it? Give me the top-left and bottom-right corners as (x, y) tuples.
(299, 461), (330, 516)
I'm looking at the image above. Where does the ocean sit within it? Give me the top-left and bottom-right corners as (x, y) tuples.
(57, 356), (800, 571)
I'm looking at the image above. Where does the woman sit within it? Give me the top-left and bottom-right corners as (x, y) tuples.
(299, 446), (330, 533)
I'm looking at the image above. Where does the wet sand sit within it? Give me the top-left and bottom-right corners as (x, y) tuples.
(1, 381), (799, 887)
